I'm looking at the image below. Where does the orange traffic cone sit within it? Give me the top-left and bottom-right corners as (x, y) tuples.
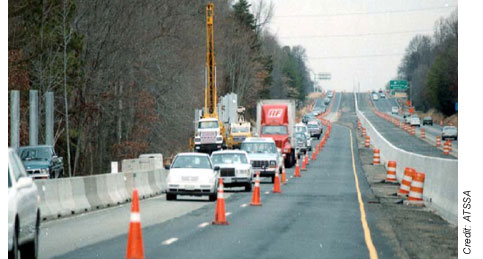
(301, 155), (307, 171)
(250, 172), (262, 206)
(212, 178), (229, 225)
(305, 153), (309, 166)
(281, 166), (287, 184)
(294, 158), (301, 177)
(273, 169), (281, 193)
(312, 150), (316, 161)
(126, 189), (144, 259)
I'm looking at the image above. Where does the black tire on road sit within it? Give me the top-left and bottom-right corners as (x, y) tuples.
(166, 193), (176, 201)
(20, 215), (39, 259)
(245, 183), (252, 192)
(271, 176), (275, 183)
(209, 193), (217, 201)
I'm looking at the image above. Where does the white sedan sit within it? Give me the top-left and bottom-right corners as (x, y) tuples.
(8, 148), (40, 259)
(165, 153), (220, 201)
(211, 150), (253, 191)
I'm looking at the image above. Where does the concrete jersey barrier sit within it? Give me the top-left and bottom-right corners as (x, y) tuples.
(354, 93), (457, 225)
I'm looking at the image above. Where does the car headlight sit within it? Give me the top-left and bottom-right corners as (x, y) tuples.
(194, 137), (201, 142)
(41, 168), (50, 174)
(237, 169), (250, 175)
(216, 136), (223, 141)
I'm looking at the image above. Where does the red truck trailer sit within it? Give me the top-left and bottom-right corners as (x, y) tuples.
(256, 100), (296, 168)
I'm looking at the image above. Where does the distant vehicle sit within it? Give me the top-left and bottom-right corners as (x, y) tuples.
(372, 94), (379, 101)
(391, 106), (399, 114)
(307, 120), (323, 139)
(294, 132), (309, 159)
(312, 107), (325, 116)
(324, 97), (330, 105)
(403, 112), (411, 123)
(442, 126), (457, 140)
(9, 148), (40, 259)
(241, 137), (282, 183)
(228, 121), (252, 149)
(295, 123), (312, 151)
(18, 145), (63, 179)
(378, 89), (383, 93)
(327, 91), (333, 98)
(165, 153), (220, 201)
(410, 115), (421, 127)
(380, 93), (386, 98)
(422, 116), (433, 126)
(302, 113), (316, 124)
(211, 150), (252, 192)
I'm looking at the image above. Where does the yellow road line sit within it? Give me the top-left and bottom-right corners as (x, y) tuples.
(349, 129), (378, 259)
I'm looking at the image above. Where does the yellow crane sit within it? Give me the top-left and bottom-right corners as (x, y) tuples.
(192, 3), (227, 153)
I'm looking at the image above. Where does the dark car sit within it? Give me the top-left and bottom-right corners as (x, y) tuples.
(422, 116), (433, 126)
(18, 145), (64, 179)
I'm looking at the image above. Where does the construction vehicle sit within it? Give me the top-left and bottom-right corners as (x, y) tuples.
(193, 3), (226, 154)
(257, 100), (296, 168)
(228, 106), (252, 149)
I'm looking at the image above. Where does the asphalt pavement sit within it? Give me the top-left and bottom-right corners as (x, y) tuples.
(50, 98), (397, 259)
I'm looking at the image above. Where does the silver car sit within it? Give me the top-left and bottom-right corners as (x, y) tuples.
(8, 148), (40, 259)
(211, 150), (253, 192)
(442, 126), (458, 140)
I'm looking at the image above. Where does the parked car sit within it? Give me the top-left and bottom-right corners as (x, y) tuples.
(307, 120), (323, 139)
(410, 115), (421, 127)
(8, 148), (41, 259)
(442, 126), (457, 140)
(422, 116), (433, 126)
(18, 145), (63, 179)
(295, 132), (309, 159)
(391, 106), (399, 114)
(295, 123), (312, 151)
(241, 137), (282, 183)
(211, 150), (253, 192)
(165, 153), (220, 201)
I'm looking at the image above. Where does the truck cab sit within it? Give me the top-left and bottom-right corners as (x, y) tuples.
(194, 118), (224, 153)
(229, 122), (252, 149)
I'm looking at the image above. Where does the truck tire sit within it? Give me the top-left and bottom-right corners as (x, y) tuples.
(166, 193), (176, 201)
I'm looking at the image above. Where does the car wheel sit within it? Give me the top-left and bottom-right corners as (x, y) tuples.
(166, 193), (176, 201)
(20, 215), (39, 259)
(271, 176), (275, 183)
(309, 146), (312, 151)
(245, 183), (252, 192)
(209, 193), (217, 201)
(8, 224), (18, 259)
(454, 137), (457, 141)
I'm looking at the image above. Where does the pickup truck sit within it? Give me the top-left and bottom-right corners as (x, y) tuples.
(18, 145), (64, 179)
(241, 137), (282, 183)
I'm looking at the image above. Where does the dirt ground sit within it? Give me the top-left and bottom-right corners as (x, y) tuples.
(337, 93), (458, 259)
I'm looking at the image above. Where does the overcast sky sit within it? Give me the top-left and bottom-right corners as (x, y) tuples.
(250, 0), (458, 92)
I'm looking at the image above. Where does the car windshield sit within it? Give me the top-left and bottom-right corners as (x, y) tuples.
(295, 133), (306, 141)
(262, 125), (287, 135)
(411, 116), (419, 119)
(443, 126), (457, 131)
(241, 142), (277, 154)
(19, 147), (51, 161)
(171, 155), (212, 169)
(307, 124), (318, 128)
(198, 121), (218, 129)
(231, 127), (250, 133)
(211, 153), (248, 165)
(295, 126), (307, 133)
(424, 117), (431, 120)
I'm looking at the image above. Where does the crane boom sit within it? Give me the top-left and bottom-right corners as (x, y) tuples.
(204, 3), (217, 118)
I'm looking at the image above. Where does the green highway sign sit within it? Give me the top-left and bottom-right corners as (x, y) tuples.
(390, 80), (408, 90)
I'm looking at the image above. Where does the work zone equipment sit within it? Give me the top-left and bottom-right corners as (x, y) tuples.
(272, 169), (281, 193)
(126, 189), (144, 259)
(372, 149), (380, 165)
(408, 171), (425, 205)
(212, 178), (229, 225)
(250, 172), (262, 206)
(398, 167), (414, 196)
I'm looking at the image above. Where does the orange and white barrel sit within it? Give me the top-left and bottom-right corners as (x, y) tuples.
(447, 140), (452, 152)
(408, 171), (425, 202)
(365, 136), (370, 148)
(443, 141), (450, 155)
(420, 128), (425, 139)
(358, 121), (361, 130)
(362, 128), (366, 137)
(385, 161), (397, 182)
(398, 167), (414, 195)
(436, 136), (441, 147)
(373, 149), (380, 165)
(411, 126), (416, 136)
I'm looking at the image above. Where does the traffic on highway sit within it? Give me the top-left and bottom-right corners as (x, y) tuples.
(8, 1), (464, 259)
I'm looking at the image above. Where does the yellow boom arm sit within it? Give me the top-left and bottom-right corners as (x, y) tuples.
(204, 3), (217, 118)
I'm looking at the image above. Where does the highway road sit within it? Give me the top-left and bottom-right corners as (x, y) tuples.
(371, 94), (458, 155)
(39, 95), (398, 259)
(357, 93), (456, 159)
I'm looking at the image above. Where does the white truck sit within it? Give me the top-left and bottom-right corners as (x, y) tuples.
(193, 118), (224, 153)
(256, 99), (296, 168)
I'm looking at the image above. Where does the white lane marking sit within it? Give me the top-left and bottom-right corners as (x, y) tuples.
(162, 237), (178, 245)
(225, 212), (232, 216)
(265, 191), (270, 194)
(198, 222), (210, 228)
(240, 203), (248, 208)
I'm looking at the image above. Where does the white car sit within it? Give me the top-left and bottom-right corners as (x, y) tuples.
(165, 153), (219, 201)
(391, 106), (399, 114)
(380, 93), (386, 98)
(241, 137), (282, 183)
(211, 150), (253, 192)
(295, 123), (312, 150)
(442, 126), (458, 140)
(8, 148), (40, 259)
(410, 115), (421, 127)
(372, 94), (379, 101)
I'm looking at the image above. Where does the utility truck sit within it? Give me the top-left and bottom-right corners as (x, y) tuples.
(256, 100), (296, 168)
(228, 106), (252, 149)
